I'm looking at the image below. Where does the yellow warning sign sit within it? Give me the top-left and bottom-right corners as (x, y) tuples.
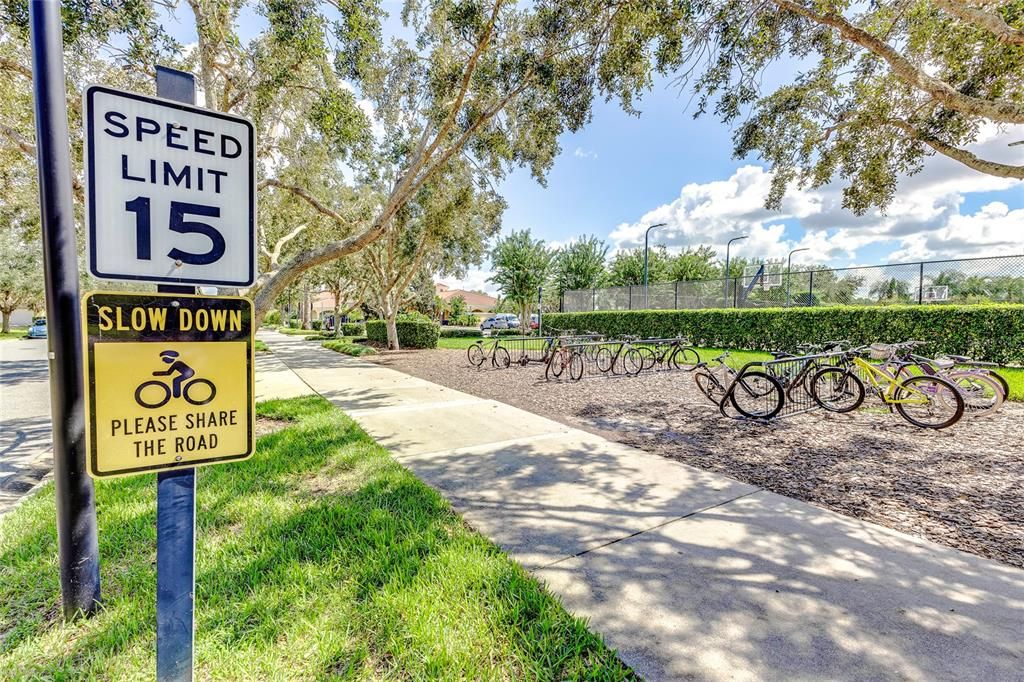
(82, 292), (254, 478)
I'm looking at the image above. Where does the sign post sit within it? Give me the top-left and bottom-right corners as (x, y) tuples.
(28, 0), (101, 618)
(83, 65), (256, 681)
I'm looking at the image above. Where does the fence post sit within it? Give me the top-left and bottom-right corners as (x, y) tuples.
(674, 281), (679, 309)
(808, 271), (814, 306)
(628, 285), (633, 310)
(592, 288), (597, 311)
(918, 262), (925, 304)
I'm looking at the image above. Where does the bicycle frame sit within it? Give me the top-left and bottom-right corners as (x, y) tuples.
(848, 356), (931, 405)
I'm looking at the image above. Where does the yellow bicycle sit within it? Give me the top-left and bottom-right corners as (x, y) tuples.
(809, 344), (964, 429)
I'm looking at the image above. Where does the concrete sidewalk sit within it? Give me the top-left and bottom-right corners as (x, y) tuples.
(261, 331), (1024, 681)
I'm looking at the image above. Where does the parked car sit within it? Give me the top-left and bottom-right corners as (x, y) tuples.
(480, 313), (519, 330)
(27, 318), (46, 339)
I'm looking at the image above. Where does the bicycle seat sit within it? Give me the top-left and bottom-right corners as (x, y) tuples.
(769, 350), (793, 359)
(945, 354), (971, 363)
(931, 357), (955, 370)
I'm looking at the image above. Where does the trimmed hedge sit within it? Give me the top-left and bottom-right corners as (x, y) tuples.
(544, 305), (1024, 364)
(322, 340), (377, 357)
(338, 322), (366, 336)
(440, 328), (483, 338)
(366, 319), (440, 349)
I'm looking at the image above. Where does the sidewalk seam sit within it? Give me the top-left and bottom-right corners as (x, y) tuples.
(535, 487), (765, 570)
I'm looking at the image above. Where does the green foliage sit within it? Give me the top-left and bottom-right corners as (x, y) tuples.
(366, 319), (439, 349)
(489, 230), (553, 323)
(607, 245), (671, 286)
(322, 339), (377, 357)
(339, 322), (366, 336)
(553, 236), (608, 295)
(669, 245), (720, 282)
(263, 310), (282, 326)
(448, 295), (469, 320)
(546, 305), (1024, 364)
(629, 0), (1024, 212)
(288, 318), (302, 329)
(310, 320), (323, 331)
(440, 328), (483, 338)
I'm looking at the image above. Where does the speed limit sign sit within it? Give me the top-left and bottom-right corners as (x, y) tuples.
(84, 85), (255, 287)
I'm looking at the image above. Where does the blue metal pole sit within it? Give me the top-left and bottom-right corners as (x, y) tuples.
(155, 65), (198, 682)
(28, 0), (101, 618)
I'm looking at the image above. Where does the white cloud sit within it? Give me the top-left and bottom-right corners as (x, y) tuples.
(609, 126), (1024, 266)
(573, 147), (598, 160)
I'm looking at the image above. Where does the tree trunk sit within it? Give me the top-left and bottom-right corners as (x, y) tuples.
(385, 305), (400, 351)
(1, 310), (11, 334)
(333, 291), (342, 338)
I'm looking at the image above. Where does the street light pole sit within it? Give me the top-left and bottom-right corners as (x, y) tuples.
(723, 235), (748, 307)
(643, 222), (667, 309)
(29, 0), (101, 619)
(786, 247), (810, 307)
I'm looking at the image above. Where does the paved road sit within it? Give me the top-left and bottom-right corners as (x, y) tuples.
(263, 331), (1024, 681)
(0, 338), (54, 512)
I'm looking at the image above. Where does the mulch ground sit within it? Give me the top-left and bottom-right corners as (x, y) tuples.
(368, 348), (1024, 570)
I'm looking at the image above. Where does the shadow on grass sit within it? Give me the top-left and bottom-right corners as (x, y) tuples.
(0, 396), (633, 680)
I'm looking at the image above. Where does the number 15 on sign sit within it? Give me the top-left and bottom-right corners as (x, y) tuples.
(84, 85), (255, 287)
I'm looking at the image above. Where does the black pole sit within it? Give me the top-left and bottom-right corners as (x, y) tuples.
(154, 65), (198, 682)
(29, 0), (101, 619)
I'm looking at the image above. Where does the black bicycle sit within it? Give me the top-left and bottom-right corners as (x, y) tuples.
(693, 352), (785, 419)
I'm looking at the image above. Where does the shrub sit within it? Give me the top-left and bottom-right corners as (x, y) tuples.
(311, 320), (322, 331)
(263, 310), (281, 326)
(544, 304), (1024, 364)
(440, 328), (483, 338)
(366, 319), (440, 349)
(288, 318), (301, 329)
(397, 310), (432, 323)
(339, 322), (366, 336)
(322, 340), (377, 357)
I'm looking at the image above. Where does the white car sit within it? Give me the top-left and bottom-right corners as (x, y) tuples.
(481, 313), (519, 330)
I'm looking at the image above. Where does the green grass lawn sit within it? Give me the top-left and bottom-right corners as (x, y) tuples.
(0, 327), (28, 341)
(254, 339), (269, 352)
(0, 396), (632, 679)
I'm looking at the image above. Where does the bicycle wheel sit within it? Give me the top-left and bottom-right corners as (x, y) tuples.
(729, 371), (784, 420)
(595, 347), (614, 373)
(810, 367), (865, 413)
(622, 348), (645, 376)
(981, 369), (1010, 400)
(467, 343), (485, 367)
(946, 372), (1002, 416)
(694, 369), (726, 405)
(547, 353), (565, 379)
(183, 378), (216, 406)
(568, 352), (585, 381)
(635, 347), (657, 371)
(135, 380), (171, 409)
(671, 346), (700, 369)
(893, 375), (964, 429)
(493, 347), (511, 369)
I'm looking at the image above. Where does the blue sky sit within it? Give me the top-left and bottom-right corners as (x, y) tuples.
(174, 4), (1024, 295)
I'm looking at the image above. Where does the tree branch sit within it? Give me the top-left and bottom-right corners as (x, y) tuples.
(772, 0), (1024, 124)
(889, 118), (1024, 179)
(934, 0), (1024, 45)
(258, 178), (349, 224)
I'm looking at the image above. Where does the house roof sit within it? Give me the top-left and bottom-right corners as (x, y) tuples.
(438, 287), (497, 312)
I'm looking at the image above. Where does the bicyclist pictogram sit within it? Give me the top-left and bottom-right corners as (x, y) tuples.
(134, 350), (217, 408)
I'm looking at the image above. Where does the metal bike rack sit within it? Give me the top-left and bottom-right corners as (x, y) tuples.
(717, 351), (846, 421)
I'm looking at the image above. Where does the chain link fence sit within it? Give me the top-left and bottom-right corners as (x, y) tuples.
(561, 255), (1024, 312)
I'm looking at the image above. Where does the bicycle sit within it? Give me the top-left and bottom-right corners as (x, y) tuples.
(135, 376), (216, 409)
(692, 351), (785, 420)
(594, 336), (646, 376)
(884, 344), (1006, 416)
(638, 336), (701, 371)
(544, 339), (584, 381)
(764, 340), (851, 401)
(809, 344), (964, 429)
(466, 337), (511, 369)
